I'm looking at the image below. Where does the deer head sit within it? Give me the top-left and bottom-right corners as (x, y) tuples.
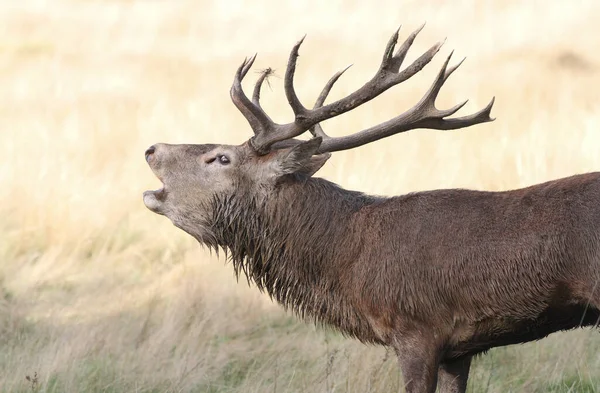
(143, 25), (494, 246)
(143, 137), (329, 243)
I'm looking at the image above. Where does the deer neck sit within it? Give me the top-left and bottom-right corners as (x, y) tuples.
(213, 177), (382, 341)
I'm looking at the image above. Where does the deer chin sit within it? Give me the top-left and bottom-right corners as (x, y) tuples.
(143, 187), (167, 213)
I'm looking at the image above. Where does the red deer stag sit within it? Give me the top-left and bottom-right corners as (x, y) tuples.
(143, 25), (600, 393)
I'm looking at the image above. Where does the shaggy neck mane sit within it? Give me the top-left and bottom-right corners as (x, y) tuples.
(211, 176), (381, 340)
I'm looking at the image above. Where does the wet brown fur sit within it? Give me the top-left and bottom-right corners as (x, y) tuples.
(207, 171), (600, 353)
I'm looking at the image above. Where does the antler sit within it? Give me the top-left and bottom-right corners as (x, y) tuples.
(230, 25), (495, 155)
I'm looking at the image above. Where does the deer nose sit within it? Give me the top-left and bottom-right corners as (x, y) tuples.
(145, 145), (156, 162)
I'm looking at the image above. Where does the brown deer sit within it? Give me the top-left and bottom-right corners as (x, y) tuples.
(143, 25), (600, 393)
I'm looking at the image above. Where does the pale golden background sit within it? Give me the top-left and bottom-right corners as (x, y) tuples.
(1, 0), (599, 392)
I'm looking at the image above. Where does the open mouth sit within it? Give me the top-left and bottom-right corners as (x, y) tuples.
(143, 179), (167, 213)
(143, 146), (168, 212)
(144, 167), (167, 200)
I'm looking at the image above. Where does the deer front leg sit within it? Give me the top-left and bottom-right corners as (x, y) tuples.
(437, 356), (472, 393)
(393, 338), (441, 393)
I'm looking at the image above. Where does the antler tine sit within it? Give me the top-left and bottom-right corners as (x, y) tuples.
(390, 23), (425, 73)
(309, 64), (352, 138)
(413, 51), (467, 119)
(381, 26), (401, 69)
(241, 54), (256, 78)
(230, 54), (274, 135)
(436, 96), (496, 127)
(314, 64), (353, 109)
(284, 35), (308, 120)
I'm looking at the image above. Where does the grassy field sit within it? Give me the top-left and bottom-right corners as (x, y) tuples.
(1, 0), (600, 392)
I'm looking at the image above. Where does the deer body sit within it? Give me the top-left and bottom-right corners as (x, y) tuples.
(143, 26), (599, 393)
(212, 168), (600, 353)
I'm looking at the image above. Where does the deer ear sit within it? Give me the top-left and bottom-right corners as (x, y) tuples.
(276, 137), (331, 177)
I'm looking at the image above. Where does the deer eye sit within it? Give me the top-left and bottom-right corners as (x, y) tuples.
(217, 154), (230, 165)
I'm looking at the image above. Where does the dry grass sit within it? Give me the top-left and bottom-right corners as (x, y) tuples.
(1, 0), (600, 392)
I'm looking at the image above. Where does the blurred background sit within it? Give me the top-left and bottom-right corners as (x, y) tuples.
(1, 0), (599, 392)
